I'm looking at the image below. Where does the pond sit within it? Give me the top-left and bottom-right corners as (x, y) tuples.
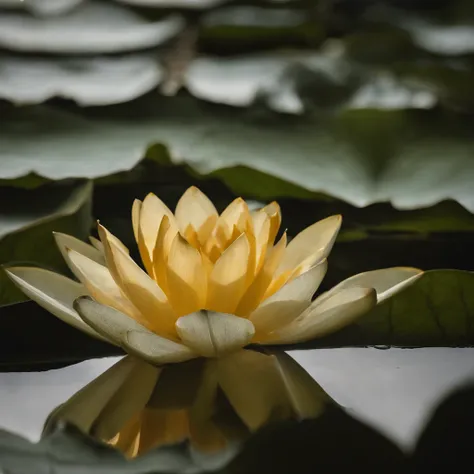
(1, 348), (473, 450)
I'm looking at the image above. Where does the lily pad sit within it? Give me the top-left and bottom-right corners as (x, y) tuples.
(0, 181), (93, 305)
(0, 423), (199, 474)
(0, 54), (163, 106)
(0, 1), (184, 53)
(116, 0), (230, 9)
(2, 97), (474, 212)
(0, 409), (405, 474)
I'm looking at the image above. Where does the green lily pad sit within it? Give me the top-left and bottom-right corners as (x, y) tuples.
(0, 408), (405, 474)
(0, 180), (93, 305)
(2, 97), (474, 214)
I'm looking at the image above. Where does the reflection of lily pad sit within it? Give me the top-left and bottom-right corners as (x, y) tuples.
(0, 181), (93, 305)
(0, 1), (183, 53)
(0, 55), (162, 106)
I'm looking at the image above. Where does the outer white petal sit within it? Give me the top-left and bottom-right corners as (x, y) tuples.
(124, 330), (197, 365)
(54, 232), (105, 268)
(323, 267), (423, 304)
(4, 266), (104, 341)
(74, 296), (195, 365)
(66, 248), (139, 318)
(176, 311), (255, 357)
(268, 287), (377, 344)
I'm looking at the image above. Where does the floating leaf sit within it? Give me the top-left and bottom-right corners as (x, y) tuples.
(0, 181), (93, 305)
(0, 423), (199, 474)
(2, 97), (474, 212)
(0, 1), (184, 53)
(117, 0), (230, 9)
(0, 301), (120, 372)
(0, 54), (163, 106)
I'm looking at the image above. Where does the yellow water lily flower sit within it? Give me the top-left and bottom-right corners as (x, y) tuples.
(6, 186), (422, 363)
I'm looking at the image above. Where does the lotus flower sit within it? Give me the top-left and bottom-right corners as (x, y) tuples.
(6, 186), (422, 363)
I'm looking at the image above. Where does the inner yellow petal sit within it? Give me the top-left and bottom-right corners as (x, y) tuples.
(131, 199), (142, 244)
(261, 201), (281, 245)
(206, 233), (250, 313)
(99, 224), (177, 336)
(175, 186), (218, 238)
(235, 232), (287, 316)
(139, 193), (177, 263)
(166, 234), (207, 316)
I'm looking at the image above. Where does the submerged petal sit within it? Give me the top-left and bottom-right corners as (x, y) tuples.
(268, 287), (377, 344)
(176, 311), (255, 357)
(5, 267), (103, 341)
(277, 215), (341, 274)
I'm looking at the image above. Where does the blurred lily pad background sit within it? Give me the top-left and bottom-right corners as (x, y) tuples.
(2, 0), (474, 468)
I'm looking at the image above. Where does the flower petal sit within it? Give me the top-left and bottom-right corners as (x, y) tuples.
(206, 233), (250, 313)
(277, 215), (342, 274)
(175, 186), (218, 243)
(249, 261), (327, 336)
(235, 232), (287, 316)
(139, 193), (176, 260)
(89, 236), (104, 254)
(98, 224), (176, 335)
(124, 330), (197, 365)
(5, 266), (104, 341)
(54, 232), (105, 267)
(176, 311), (255, 357)
(91, 360), (160, 440)
(214, 197), (250, 249)
(65, 247), (139, 319)
(268, 287), (376, 344)
(261, 201), (281, 245)
(131, 199), (142, 243)
(216, 350), (293, 430)
(166, 234), (207, 316)
(323, 267), (423, 304)
(74, 296), (152, 344)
